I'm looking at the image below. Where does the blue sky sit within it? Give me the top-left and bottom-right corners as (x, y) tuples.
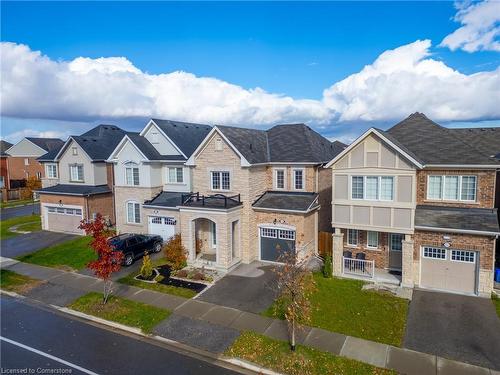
(1, 1), (499, 143)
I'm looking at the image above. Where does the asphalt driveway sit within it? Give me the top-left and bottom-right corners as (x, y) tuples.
(0, 203), (40, 220)
(0, 230), (77, 258)
(197, 261), (278, 314)
(404, 290), (500, 370)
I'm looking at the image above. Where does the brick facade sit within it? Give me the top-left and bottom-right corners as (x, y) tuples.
(340, 229), (390, 269)
(7, 157), (44, 186)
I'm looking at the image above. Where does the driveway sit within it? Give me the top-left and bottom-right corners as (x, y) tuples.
(0, 203), (40, 220)
(404, 290), (500, 370)
(0, 231), (77, 258)
(197, 261), (278, 314)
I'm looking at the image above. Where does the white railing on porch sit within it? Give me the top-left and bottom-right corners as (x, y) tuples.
(342, 257), (375, 279)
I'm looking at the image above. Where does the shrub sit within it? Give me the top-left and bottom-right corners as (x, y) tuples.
(164, 234), (188, 270)
(322, 255), (332, 278)
(176, 269), (188, 278)
(140, 252), (153, 280)
(192, 272), (204, 281)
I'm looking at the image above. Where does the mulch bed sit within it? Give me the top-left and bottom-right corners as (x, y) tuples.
(157, 265), (206, 293)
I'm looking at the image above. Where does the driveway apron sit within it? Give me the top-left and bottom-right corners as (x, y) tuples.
(0, 231), (77, 258)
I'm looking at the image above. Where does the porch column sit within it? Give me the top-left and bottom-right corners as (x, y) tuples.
(332, 228), (343, 277)
(401, 234), (414, 287)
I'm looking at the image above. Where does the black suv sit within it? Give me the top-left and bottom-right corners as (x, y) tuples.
(108, 234), (163, 266)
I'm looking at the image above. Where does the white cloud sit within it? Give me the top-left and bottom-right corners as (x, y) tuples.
(440, 0), (500, 52)
(322, 39), (500, 122)
(1, 40), (499, 132)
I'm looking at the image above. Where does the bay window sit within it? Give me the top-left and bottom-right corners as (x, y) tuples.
(427, 175), (477, 202)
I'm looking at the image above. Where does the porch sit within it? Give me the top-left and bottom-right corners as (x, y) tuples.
(341, 256), (402, 285)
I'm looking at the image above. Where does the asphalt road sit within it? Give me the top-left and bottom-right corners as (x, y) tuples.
(1, 231), (77, 258)
(0, 202), (40, 220)
(0, 296), (247, 375)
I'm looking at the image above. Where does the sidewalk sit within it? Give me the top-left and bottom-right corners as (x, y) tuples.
(2, 258), (497, 375)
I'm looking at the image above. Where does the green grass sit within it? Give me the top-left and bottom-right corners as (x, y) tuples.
(15, 220), (42, 232)
(0, 214), (41, 239)
(0, 199), (35, 209)
(117, 259), (196, 299)
(0, 269), (43, 294)
(69, 292), (170, 333)
(18, 236), (95, 271)
(226, 332), (396, 375)
(264, 274), (409, 347)
(492, 295), (500, 318)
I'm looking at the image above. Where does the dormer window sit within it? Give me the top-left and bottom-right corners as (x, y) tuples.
(72, 147), (78, 156)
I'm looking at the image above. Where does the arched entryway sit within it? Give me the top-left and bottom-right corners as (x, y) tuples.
(193, 217), (217, 263)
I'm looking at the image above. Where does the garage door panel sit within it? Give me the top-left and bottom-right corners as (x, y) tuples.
(260, 228), (295, 263)
(148, 216), (176, 241)
(46, 206), (83, 234)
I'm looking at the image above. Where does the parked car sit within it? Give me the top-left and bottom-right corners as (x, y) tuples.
(108, 233), (163, 266)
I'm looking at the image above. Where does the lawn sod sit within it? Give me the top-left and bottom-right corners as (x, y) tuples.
(0, 214), (41, 239)
(0, 269), (43, 294)
(18, 236), (95, 271)
(226, 332), (396, 375)
(264, 274), (409, 347)
(69, 292), (170, 333)
(493, 295), (500, 318)
(0, 199), (35, 209)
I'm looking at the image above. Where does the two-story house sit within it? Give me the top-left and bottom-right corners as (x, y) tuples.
(327, 113), (500, 297)
(36, 125), (126, 234)
(0, 140), (13, 189)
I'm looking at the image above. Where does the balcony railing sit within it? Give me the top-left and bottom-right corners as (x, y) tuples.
(342, 257), (375, 279)
(181, 192), (241, 209)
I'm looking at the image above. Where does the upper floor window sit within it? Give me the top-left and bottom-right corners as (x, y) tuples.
(427, 175), (476, 202)
(211, 171), (230, 191)
(126, 201), (141, 223)
(351, 176), (394, 201)
(125, 166), (140, 186)
(69, 164), (84, 182)
(168, 167), (184, 184)
(151, 132), (159, 144)
(293, 169), (304, 190)
(275, 169), (285, 189)
(347, 229), (359, 246)
(46, 164), (58, 179)
(72, 147), (78, 156)
(24, 158), (29, 166)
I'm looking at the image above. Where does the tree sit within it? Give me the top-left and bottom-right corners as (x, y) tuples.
(322, 254), (332, 278)
(22, 176), (41, 202)
(272, 247), (316, 351)
(140, 252), (153, 280)
(164, 234), (187, 270)
(79, 213), (123, 303)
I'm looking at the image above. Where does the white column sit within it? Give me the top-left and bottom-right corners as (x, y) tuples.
(332, 228), (344, 276)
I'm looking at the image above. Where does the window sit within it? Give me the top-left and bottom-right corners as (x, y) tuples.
(278, 230), (295, 240)
(380, 177), (394, 200)
(125, 167), (140, 186)
(367, 231), (379, 248)
(215, 138), (223, 151)
(365, 176), (378, 200)
(293, 169), (304, 190)
(72, 147), (78, 156)
(46, 164), (57, 179)
(451, 250), (475, 263)
(24, 158), (29, 166)
(0, 176), (4, 188)
(126, 202), (141, 223)
(211, 171), (230, 191)
(427, 175), (477, 202)
(390, 234), (404, 251)
(347, 229), (359, 246)
(275, 169), (285, 189)
(168, 167), (184, 183)
(352, 176), (364, 199)
(210, 222), (217, 247)
(151, 132), (159, 144)
(69, 164), (84, 182)
(423, 247), (446, 260)
(261, 228), (277, 238)
(36, 172), (42, 179)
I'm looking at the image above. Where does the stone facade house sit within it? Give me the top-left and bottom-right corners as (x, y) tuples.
(327, 113), (500, 297)
(36, 125), (126, 234)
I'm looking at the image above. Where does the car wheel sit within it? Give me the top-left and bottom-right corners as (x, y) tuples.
(154, 242), (162, 253)
(124, 254), (134, 266)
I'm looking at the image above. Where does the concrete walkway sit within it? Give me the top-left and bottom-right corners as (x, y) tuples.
(2, 259), (497, 375)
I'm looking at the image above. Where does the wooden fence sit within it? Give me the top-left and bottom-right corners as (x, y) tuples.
(318, 231), (333, 258)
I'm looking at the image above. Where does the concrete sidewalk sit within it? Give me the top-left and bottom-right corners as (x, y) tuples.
(2, 259), (497, 375)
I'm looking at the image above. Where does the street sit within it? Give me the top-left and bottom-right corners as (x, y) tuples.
(0, 296), (248, 375)
(0, 203), (40, 220)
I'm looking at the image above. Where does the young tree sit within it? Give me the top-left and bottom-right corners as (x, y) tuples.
(272, 247), (316, 351)
(79, 213), (123, 303)
(140, 252), (153, 280)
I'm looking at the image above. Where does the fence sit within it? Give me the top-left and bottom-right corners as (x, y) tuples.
(318, 231), (333, 258)
(342, 257), (375, 278)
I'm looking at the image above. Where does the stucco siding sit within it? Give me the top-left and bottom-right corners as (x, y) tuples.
(144, 123), (182, 156)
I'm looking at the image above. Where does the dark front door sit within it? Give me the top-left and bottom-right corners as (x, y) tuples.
(260, 228), (296, 262)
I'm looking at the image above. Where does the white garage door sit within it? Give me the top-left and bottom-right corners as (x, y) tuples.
(148, 216), (176, 241)
(46, 206), (83, 234)
(420, 247), (477, 295)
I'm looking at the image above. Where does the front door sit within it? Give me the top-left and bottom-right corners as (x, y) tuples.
(389, 234), (403, 270)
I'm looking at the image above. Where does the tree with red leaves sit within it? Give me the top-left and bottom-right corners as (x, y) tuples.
(79, 213), (123, 304)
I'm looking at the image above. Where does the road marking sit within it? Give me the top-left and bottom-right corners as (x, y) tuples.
(0, 336), (100, 375)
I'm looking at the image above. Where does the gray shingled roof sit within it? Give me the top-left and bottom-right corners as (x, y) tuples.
(252, 191), (319, 212)
(415, 205), (499, 234)
(386, 113), (499, 166)
(37, 184), (111, 196)
(126, 133), (186, 161)
(151, 119), (212, 157)
(0, 140), (13, 156)
(26, 137), (64, 152)
(217, 123), (346, 164)
(69, 125), (127, 161)
(144, 191), (185, 208)
(37, 145), (64, 162)
(451, 127), (500, 160)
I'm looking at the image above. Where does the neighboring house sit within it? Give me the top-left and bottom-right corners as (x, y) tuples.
(0, 140), (13, 189)
(36, 125), (126, 234)
(327, 112), (500, 297)
(5, 137), (64, 188)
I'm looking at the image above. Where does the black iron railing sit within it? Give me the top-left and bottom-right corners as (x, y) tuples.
(181, 192), (241, 208)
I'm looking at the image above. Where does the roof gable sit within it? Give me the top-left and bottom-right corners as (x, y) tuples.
(0, 140), (13, 156)
(6, 138), (49, 157)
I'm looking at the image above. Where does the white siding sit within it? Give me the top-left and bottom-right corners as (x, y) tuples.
(143, 123), (182, 156)
(58, 140), (96, 185)
(6, 138), (46, 157)
(163, 165), (191, 192)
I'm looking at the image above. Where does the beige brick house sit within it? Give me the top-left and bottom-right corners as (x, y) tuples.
(327, 113), (500, 297)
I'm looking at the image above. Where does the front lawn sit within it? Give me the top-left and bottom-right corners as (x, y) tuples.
(69, 292), (170, 333)
(226, 332), (395, 375)
(0, 214), (41, 239)
(0, 199), (35, 209)
(18, 236), (95, 271)
(264, 274), (409, 347)
(0, 269), (43, 294)
(493, 295), (500, 318)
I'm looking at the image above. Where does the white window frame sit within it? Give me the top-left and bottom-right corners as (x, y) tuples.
(261, 228), (277, 238)
(36, 172), (42, 179)
(167, 167), (184, 184)
(125, 166), (140, 186)
(347, 229), (359, 246)
(211, 171), (230, 191)
(126, 201), (141, 224)
(24, 158), (29, 166)
(69, 164), (84, 182)
(210, 221), (217, 248)
(72, 147), (78, 156)
(450, 250), (475, 263)
(274, 168), (286, 190)
(426, 175), (477, 202)
(367, 231), (379, 249)
(422, 246), (447, 260)
(293, 168), (305, 191)
(46, 164), (58, 179)
(351, 176), (394, 201)
(278, 229), (295, 240)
